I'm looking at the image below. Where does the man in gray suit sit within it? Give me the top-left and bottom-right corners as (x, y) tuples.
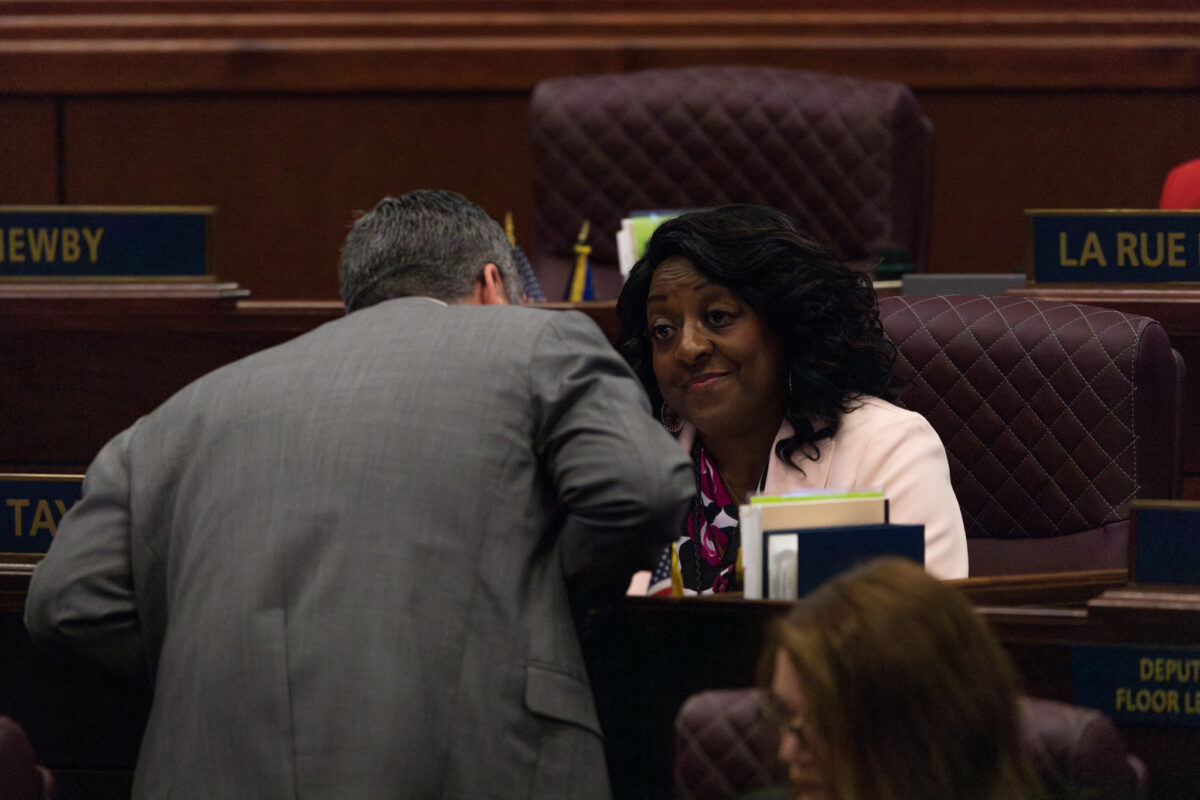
(25, 190), (693, 799)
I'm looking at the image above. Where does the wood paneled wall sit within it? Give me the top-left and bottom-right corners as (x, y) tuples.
(3, 1), (1200, 300)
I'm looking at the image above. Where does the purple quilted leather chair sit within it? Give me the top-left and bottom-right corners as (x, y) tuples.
(673, 688), (1147, 800)
(530, 66), (933, 300)
(880, 295), (1184, 576)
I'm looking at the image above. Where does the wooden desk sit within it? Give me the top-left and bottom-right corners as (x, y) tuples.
(0, 287), (619, 472)
(1, 286), (344, 471)
(588, 572), (1200, 800)
(4, 568), (1199, 800)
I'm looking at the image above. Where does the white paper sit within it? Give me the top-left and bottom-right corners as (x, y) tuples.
(616, 219), (637, 279)
(741, 503), (763, 599)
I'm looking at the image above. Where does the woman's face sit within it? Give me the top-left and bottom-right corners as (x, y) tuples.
(645, 256), (785, 443)
(770, 648), (828, 800)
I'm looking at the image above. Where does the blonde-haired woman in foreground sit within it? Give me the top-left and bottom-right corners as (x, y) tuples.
(759, 557), (1042, 800)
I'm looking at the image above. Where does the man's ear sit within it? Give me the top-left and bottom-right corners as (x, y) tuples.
(472, 263), (510, 306)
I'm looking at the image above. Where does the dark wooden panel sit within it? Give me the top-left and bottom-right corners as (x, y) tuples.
(5, 0), (1200, 10)
(2, 5), (1199, 93)
(3, 3), (1198, 303)
(4, 574), (1200, 799)
(0, 98), (58, 203)
(51, 88), (1200, 299)
(0, 294), (343, 470)
(924, 92), (1200, 276)
(0, 294), (604, 472)
(61, 94), (533, 300)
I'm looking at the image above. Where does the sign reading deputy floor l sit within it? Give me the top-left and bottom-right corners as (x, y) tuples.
(0, 206), (212, 278)
(1029, 210), (1200, 283)
(1073, 644), (1200, 727)
(1, 474), (82, 557)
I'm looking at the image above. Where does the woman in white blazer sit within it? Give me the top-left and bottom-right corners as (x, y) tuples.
(616, 205), (968, 595)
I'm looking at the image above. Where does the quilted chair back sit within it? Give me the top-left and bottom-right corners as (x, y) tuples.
(530, 66), (933, 299)
(879, 295), (1183, 576)
(673, 689), (1147, 800)
(672, 688), (786, 800)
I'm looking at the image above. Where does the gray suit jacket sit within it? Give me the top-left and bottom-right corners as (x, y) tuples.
(25, 298), (693, 799)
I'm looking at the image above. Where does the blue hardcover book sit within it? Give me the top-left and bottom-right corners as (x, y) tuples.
(762, 523), (924, 599)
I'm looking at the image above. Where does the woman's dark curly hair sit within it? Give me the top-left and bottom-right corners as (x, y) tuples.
(615, 204), (896, 470)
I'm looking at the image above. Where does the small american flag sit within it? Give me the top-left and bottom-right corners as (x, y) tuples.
(646, 539), (692, 597)
(512, 244), (546, 302)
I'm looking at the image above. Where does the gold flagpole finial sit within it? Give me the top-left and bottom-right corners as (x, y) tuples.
(669, 542), (685, 597)
(568, 220), (593, 302)
(504, 211), (516, 246)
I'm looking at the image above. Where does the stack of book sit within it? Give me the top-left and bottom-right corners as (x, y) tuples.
(615, 210), (689, 276)
(740, 489), (923, 599)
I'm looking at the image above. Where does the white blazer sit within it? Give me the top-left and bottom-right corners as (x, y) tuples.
(677, 395), (969, 581)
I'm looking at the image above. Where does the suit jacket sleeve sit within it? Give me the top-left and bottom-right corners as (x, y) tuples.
(530, 311), (693, 590)
(24, 425), (148, 679)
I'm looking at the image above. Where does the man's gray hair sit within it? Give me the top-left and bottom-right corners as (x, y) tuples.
(339, 190), (523, 311)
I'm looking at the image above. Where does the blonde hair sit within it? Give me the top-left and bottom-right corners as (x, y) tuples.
(765, 557), (1041, 800)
